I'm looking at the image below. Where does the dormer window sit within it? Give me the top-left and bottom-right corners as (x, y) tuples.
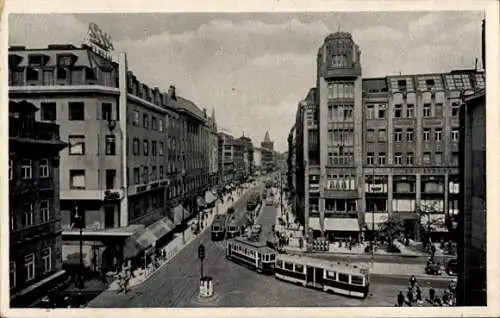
(85, 67), (97, 81)
(57, 55), (74, 67)
(28, 55), (44, 66)
(425, 79), (435, 90)
(57, 66), (68, 80)
(397, 80), (407, 92)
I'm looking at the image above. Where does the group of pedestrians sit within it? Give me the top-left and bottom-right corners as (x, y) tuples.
(396, 275), (457, 307)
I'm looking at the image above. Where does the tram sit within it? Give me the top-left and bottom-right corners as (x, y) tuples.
(226, 238), (276, 274)
(226, 219), (239, 238)
(211, 215), (227, 241)
(274, 254), (370, 298)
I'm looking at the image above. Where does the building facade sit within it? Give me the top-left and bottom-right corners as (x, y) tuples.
(218, 132), (234, 184)
(261, 131), (275, 172)
(207, 109), (219, 187)
(237, 135), (254, 179)
(9, 101), (68, 307)
(232, 138), (246, 182)
(8, 44), (212, 272)
(293, 32), (485, 242)
(457, 91), (486, 306)
(253, 147), (262, 171)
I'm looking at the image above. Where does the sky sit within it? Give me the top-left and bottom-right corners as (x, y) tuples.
(9, 11), (484, 152)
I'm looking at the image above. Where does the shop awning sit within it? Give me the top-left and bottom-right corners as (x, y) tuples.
(364, 213), (389, 231)
(309, 217), (360, 232)
(205, 190), (217, 204)
(148, 217), (175, 239)
(122, 228), (157, 260)
(197, 196), (207, 208)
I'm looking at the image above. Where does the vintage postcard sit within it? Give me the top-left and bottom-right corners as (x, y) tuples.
(1, 0), (499, 317)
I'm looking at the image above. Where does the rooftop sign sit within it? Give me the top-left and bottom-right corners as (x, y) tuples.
(83, 23), (114, 60)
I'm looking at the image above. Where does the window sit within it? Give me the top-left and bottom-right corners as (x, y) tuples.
(406, 153), (414, 165)
(284, 262), (294, 271)
(40, 200), (50, 223)
(143, 114), (149, 129)
(394, 153), (402, 165)
(70, 170), (86, 189)
(435, 103), (443, 117)
(106, 169), (116, 189)
(68, 102), (84, 120)
(378, 105), (386, 119)
(152, 141), (157, 156)
(452, 129), (459, 142)
(42, 248), (51, 274)
(158, 119), (164, 132)
(423, 104), (431, 117)
(39, 159), (50, 178)
(394, 129), (402, 142)
(69, 135), (85, 155)
(394, 104), (402, 118)
(133, 138), (140, 156)
(435, 129), (442, 142)
(10, 262), (15, 289)
(423, 129), (430, 142)
(21, 159), (32, 179)
(397, 79), (407, 92)
(9, 159), (13, 180)
(143, 140), (149, 156)
(435, 152), (442, 165)
(159, 141), (164, 156)
(351, 275), (364, 286)
(132, 110), (140, 126)
(338, 273), (349, 283)
(134, 167), (140, 185)
(451, 152), (459, 166)
(378, 129), (386, 141)
(451, 102), (460, 116)
(405, 129), (414, 142)
(378, 153), (386, 165)
(41, 102), (56, 121)
(152, 117), (157, 130)
(367, 152), (374, 165)
(143, 166), (149, 184)
(23, 203), (33, 226)
(151, 166), (157, 181)
(366, 105), (374, 119)
(24, 254), (35, 281)
(295, 264), (304, 273)
(366, 129), (375, 142)
(406, 104), (414, 118)
(105, 135), (116, 155)
(102, 103), (112, 121)
(423, 152), (431, 164)
(159, 166), (164, 179)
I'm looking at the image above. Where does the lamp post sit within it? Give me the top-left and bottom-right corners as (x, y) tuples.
(74, 205), (84, 290)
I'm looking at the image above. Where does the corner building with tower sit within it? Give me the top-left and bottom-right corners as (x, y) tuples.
(292, 32), (485, 243)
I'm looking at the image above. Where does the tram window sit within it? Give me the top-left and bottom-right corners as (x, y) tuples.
(295, 264), (304, 273)
(338, 273), (349, 283)
(351, 275), (364, 286)
(326, 271), (336, 280)
(284, 262), (294, 271)
(270, 254), (275, 261)
(276, 260), (283, 268)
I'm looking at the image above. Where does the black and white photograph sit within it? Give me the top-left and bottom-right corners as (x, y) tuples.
(2, 1), (499, 317)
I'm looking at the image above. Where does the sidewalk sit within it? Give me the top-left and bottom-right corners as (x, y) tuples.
(107, 187), (249, 291)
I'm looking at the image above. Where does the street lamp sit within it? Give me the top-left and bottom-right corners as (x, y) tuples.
(74, 205), (84, 290)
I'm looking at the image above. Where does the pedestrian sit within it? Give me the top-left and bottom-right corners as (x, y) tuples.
(407, 288), (414, 306)
(428, 288), (436, 304)
(409, 275), (417, 289)
(397, 291), (405, 307)
(416, 286), (423, 304)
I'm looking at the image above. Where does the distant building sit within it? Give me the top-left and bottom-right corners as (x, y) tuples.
(218, 132), (234, 184)
(9, 100), (68, 307)
(238, 134), (254, 177)
(261, 131), (275, 172)
(253, 147), (262, 170)
(293, 31), (485, 243)
(207, 109), (219, 187)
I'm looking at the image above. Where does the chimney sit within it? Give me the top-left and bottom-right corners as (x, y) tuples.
(168, 85), (177, 101)
(203, 108), (207, 118)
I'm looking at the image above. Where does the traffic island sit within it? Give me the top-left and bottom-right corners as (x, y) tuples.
(193, 276), (220, 305)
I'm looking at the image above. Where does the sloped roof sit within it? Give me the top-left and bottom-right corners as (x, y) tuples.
(165, 94), (205, 121)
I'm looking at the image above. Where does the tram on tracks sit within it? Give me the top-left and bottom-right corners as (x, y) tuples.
(226, 237), (276, 274)
(211, 215), (227, 241)
(226, 218), (239, 238)
(274, 254), (370, 299)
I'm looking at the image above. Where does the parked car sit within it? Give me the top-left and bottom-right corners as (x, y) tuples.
(445, 259), (458, 276)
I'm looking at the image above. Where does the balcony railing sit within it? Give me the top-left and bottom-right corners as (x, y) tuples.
(10, 218), (62, 245)
(9, 119), (60, 141)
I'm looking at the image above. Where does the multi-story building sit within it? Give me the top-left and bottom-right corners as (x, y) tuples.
(261, 131), (275, 172)
(238, 135), (254, 177)
(233, 138), (246, 182)
(253, 147), (262, 172)
(9, 100), (68, 307)
(8, 43), (212, 272)
(218, 132), (234, 184)
(207, 109), (219, 188)
(287, 125), (296, 198)
(294, 31), (485, 242)
(457, 89), (486, 306)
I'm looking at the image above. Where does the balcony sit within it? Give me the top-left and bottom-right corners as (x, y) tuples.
(9, 119), (60, 141)
(10, 218), (62, 246)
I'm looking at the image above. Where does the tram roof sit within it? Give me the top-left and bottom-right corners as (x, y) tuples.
(276, 254), (367, 275)
(230, 237), (275, 254)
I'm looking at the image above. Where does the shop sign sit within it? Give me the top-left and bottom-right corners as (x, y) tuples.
(83, 23), (114, 60)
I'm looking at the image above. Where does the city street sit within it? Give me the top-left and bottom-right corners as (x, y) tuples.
(88, 185), (448, 308)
